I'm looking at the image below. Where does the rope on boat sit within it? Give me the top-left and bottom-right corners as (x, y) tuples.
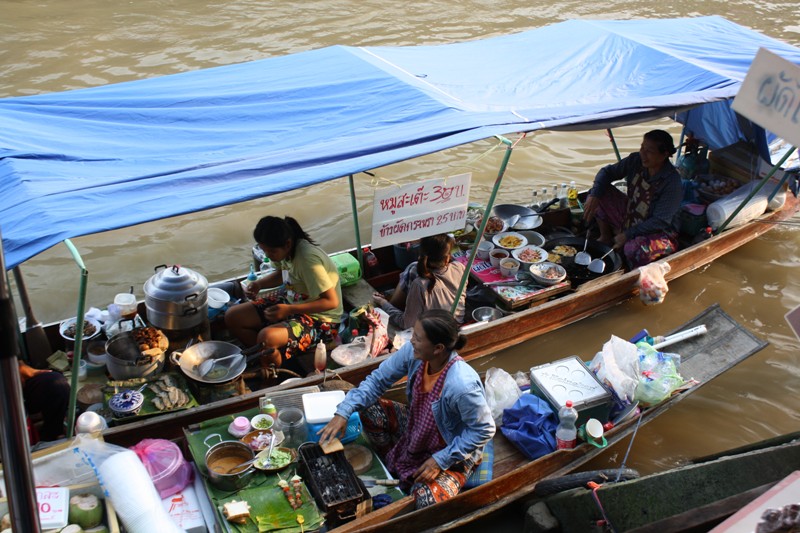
(588, 481), (618, 533)
(614, 412), (643, 483)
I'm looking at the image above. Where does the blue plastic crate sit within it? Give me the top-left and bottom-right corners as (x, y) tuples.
(306, 412), (362, 444)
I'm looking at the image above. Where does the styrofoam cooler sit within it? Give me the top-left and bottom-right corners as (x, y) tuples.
(302, 391), (362, 443)
(530, 356), (613, 426)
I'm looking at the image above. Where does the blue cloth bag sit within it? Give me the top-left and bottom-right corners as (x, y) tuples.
(500, 394), (558, 459)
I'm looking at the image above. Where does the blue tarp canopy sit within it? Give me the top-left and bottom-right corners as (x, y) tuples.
(2, 16), (799, 268)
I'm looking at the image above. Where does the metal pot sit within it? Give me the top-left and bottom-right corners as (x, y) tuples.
(203, 434), (256, 491)
(170, 340), (261, 385)
(144, 264), (208, 330)
(105, 331), (166, 380)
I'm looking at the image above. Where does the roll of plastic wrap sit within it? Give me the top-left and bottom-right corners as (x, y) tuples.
(97, 450), (184, 533)
(706, 180), (785, 230)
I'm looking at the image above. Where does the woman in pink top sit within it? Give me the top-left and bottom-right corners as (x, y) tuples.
(373, 234), (466, 329)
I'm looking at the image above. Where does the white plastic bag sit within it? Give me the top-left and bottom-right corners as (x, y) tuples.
(485, 367), (523, 425)
(589, 335), (640, 404)
(331, 337), (370, 366)
(392, 327), (413, 350)
(638, 262), (671, 305)
(706, 179), (784, 230)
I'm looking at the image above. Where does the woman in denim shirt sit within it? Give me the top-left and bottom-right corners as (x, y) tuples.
(318, 309), (495, 509)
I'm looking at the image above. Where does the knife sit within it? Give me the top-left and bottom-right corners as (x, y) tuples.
(359, 478), (400, 487)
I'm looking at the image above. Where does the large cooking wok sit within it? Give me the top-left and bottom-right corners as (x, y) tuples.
(544, 236), (623, 286)
(170, 341), (262, 385)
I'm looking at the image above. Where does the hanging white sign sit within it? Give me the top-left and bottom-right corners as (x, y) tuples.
(732, 48), (800, 148)
(371, 173), (471, 248)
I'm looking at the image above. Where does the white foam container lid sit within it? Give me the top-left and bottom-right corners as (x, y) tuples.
(302, 390), (346, 424)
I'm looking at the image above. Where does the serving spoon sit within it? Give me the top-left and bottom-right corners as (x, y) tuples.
(588, 248), (615, 274)
(198, 352), (244, 378)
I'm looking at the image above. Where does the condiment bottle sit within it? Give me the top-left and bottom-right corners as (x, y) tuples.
(567, 180), (579, 208)
(363, 247), (380, 278)
(555, 400), (578, 449)
(260, 398), (277, 421)
(228, 416), (251, 438)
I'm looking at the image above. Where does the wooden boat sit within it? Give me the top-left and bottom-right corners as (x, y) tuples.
(96, 189), (798, 448)
(523, 431), (800, 533)
(316, 303), (769, 532)
(4, 16), (799, 448)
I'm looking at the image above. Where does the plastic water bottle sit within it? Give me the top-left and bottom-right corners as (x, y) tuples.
(556, 400), (578, 449)
(247, 264), (258, 283)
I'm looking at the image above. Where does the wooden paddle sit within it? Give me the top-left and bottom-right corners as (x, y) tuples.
(12, 266), (52, 367)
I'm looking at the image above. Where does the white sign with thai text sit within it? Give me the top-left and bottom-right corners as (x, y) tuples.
(371, 173), (471, 248)
(732, 48), (800, 147)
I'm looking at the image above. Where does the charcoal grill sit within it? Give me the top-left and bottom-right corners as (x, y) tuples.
(298, 442), (371, 526)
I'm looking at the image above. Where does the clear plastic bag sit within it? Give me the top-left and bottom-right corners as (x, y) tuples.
(637, 261), (671, 305)
(634, 343), (684, 406)
(485, 367), (523, 425)
(589, 335), (640, 404)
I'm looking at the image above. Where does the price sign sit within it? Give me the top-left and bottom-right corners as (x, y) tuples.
(36, 487), (70, 529)
(371, 173), (471, 248)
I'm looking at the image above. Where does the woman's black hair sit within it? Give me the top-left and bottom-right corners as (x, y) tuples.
(644, 129), (677, 156)
(418, 308), (467, 352)
(415, 234), (454, 294)
(253, 216), (317, 257)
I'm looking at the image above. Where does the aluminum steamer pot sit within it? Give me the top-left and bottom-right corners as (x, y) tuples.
(104, 330), (166, 380)
(203, 434), (256, 491)
(144, 264), (208, 330)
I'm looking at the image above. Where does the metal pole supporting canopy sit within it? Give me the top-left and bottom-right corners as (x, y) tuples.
(0, 228), (42, 532)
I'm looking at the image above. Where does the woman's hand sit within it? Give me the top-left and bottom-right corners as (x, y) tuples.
(18, 362), (49, 386)
(372, 292), (388, 307)
(583, 195), (599, 222)
(244, 278), (261, 299)
(613, 232), (627, 250)
(263, 303), (290, 322)
(316, 414), (348, 444)
(413, 457), (442, 484)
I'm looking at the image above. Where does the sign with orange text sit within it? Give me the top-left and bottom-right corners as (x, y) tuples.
(732, 48), (800, 148)
(371, 173), (471, 248)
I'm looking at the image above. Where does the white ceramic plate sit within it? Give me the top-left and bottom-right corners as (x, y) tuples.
(512, 245), (548, 265)
(512, 214), (543, 230)
(492, 232), (528, 250)
(59, 317), (103, 341)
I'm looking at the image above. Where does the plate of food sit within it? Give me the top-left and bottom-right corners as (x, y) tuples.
(511, 245), (548, 265)
(482, 215), (508, 236)
(59, 317), (102, 341)
(492, 231), (528, 250)
(253, 446), (297, 473)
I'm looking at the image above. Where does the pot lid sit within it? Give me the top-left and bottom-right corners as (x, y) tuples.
(144, 264), (208, 302)
(109, 388), (145, 413)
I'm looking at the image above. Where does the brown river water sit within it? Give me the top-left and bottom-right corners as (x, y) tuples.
(2, 0), (799, 514)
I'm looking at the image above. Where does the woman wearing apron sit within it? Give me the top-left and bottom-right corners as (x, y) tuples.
(317, 309), (495, 509)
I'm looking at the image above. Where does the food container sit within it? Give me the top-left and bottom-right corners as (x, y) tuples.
(472, 306), (504, 322)
(307, 412), (362, 445)
(59, 317), (102, 341)
(529, 356), (613, 426)
(298, 443), (371, 527)
(228, 416), (251, 438)
(331, 252), (362, 287)
(529, 262), (567, 286)
(302, 390), (346, 424)
(85, 340), (108, 365)
(476, 240), (494, 260)
(105, 329), (166, 380)
(206, 287), (230, 309)
(143, 264), (208, 330)
(108, 387), (146, 418)
(499, 258), (520, 277)
(203, 434), (256, 492)
(489, 249), (509, 268)
(114, 293), (138, 319)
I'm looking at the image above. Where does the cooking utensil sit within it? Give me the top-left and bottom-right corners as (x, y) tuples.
(198, 352), (244, 377)
(544, 236), (622, 286)
(574, 235), (591, 266)
(226, 446), (271, 474)
(143, 264), (208, 330)
(203, 434), (256, 491)
(588, 249), (615, 274)
(358, 478), (400, 487)
(12, 266), (52, 367)
(170, 340), (263, 384)
(263, 432), (277, 467)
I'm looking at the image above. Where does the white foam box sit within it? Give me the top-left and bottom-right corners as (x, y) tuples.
(162, 483), (207, 533)
(302, 390), (346, 424)
(529, 356), (613, 426)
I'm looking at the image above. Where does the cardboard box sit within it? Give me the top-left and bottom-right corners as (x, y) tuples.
(530, 356), (613, 426)
(162, 483), (207, 533)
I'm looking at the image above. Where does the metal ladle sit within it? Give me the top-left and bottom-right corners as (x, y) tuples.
(588, 249), (615, 274)
(198, 352), (244, 378)
(574, 235), (592, 266)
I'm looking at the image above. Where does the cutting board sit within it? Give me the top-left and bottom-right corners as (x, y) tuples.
(344, 444), (373, 475)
